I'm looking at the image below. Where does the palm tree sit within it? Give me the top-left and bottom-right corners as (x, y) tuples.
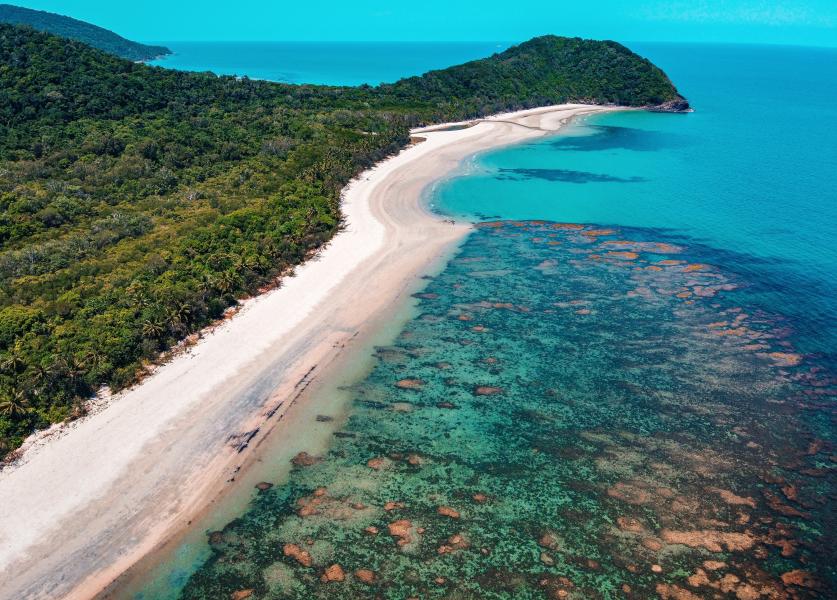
(141, 318), (165, 339)
(174, 301), (192, 324)
(163, 307), (181, 335)
(52, 354), (85, 391)
(216, 270), (241, 295)
(82, 348), (106, 372)
(126, 281), (152, 308)
(1, 348), (25, 376)
(25, 363), (52, 394)
(0, 389), (30, 417)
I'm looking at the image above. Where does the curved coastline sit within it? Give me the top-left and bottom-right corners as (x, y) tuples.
(0, 103), (616, 600)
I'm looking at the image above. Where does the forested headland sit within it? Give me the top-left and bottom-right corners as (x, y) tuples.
(0, 24), (688, 456)
(0, 4), (170, 60)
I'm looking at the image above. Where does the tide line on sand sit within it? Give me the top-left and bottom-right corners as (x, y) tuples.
(0, 103), (616, 600)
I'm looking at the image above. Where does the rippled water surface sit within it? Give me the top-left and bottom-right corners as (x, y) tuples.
(136, 43), (836, 599)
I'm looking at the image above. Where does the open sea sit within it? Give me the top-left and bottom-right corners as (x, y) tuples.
(148, 42), (510, 85)
(133, 42), (836, 599)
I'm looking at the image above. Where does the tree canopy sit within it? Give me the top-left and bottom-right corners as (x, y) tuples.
(0, 24), (687, 456)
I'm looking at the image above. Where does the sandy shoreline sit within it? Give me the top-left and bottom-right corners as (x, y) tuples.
(0, 103), (614, 600)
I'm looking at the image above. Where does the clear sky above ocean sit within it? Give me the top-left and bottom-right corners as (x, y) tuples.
(11, 0), (837, 46)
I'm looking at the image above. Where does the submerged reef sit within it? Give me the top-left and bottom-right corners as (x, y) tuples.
(182, 222), (835, 599)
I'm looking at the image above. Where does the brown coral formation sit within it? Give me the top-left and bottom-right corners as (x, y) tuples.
(388, 519), (412, 538)
(550, 223), (585, 230)
(437, 533), (470, 554)
(387, 518), (419, 548)
(762, 490), (810, 518)
(656, 583), (702, 600)
(707, 487), (757, 508)
(642, 538), (663, 551)
(283, 543), (313, 567)
(395, 378), (424, 389)
(295, 489), (360, 520)
(616, 516), (645, 533)
(366, 457), (387, 470)
(437, 505), (461, 518)
(231, 590), (254, 600)
(606, 481), (653, 505)
(474, 385), (503, 395)
(291, 452), (319, 467)
(660, 529), (755, 552)
(583, 228), (616, 237)
(606, 251), (639, 260)
(781, 570), (819, 589)
(765, 352), (803, 367)
(320, 564), (345, 583)
(355, 568), (376, 584)
(687, 567), (785, 598)
(538, 531), (561, 550)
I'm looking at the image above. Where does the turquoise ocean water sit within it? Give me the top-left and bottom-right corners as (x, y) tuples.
(149, 42), (509, 85)
(134, 43), (836, 598)
(435, 43), (837, 355)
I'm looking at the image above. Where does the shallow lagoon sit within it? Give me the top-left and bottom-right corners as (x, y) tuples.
(178, 222), (834, 598)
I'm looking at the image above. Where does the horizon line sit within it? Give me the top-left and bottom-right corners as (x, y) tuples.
(141, 39), (837, 50)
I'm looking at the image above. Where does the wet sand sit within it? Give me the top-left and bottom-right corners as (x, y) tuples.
(0, 104), (615, 600)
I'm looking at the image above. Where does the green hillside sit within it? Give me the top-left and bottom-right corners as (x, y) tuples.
(0, 4), (169, 60)
(0, 24), (687, 456)
(386, 35), (689, 117)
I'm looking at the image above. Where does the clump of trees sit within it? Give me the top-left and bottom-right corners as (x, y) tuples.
(0, 25), (685, 456)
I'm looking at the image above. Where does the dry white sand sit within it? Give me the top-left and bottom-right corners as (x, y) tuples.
(0, 104), (614, 600)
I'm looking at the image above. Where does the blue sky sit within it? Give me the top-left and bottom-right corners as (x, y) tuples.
(14, 1), (837, 46)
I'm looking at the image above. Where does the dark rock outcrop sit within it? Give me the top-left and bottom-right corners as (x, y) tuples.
(649, 98), (693, 113)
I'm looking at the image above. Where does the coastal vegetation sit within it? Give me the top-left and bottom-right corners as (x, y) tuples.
(0, 23), (687, 456)
(0, 3), (170, 60)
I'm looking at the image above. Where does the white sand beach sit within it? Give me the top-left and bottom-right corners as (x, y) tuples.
(0, 104), (614, 600)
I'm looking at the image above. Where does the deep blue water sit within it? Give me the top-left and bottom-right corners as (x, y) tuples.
(136, 43), (836, 599)
(148, 41), (510, 85)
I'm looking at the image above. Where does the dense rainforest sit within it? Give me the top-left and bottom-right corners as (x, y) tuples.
(0, 24), (687, 456)
(0, 4), (170, 60)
